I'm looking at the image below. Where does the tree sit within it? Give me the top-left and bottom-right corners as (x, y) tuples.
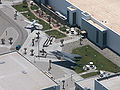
(30, 49), (34, 56)
(42, 49), (45, 55)
(14, 13), (17, 20)
(23, 0), (26, 3)
(1, 38), (5, 44)
(36, 32), (40, 39)
(80, 37), (83, 45)
(22, 0), (27, 8)
(77, 29), (80, 35)
(48, 16), (51, 24)
(62, 80), (65, 89)
(8, 37), (13, 44)
(32, 39), (35, 46)
(24, 48), (27, 54)
(60, 39), (64, 47)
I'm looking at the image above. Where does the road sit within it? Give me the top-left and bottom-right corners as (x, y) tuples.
(0, 7), (28, 50)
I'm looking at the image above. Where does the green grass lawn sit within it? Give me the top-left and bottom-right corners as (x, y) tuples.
(72, 45), (120, 73)
(59, 27), (67, 32)
(30, 5), (39, 10)
(38, 19), (51, 30)
(22, 10), (36, 21)
(81, 72), (99, 78)
(12, 2), (29, 12)
(13, 3), (51, 30)
(22, 11), (51, 30)
(45, 30), (66, 39)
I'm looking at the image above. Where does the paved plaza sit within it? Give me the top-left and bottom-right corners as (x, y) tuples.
(18, 26), (83, 90)
(0, 5), (28, 54)
(0, 1), (120, 90)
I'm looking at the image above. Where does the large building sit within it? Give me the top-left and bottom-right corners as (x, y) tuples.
(35, 0), (120, 55)
(75, 73), (120, 90)
(0, 52), (60, 90)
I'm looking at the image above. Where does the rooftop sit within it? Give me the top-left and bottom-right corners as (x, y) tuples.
(75, 77), (98, 90)
(0, 52), (58, 90)
(98, 75), (120, 90)
(67, 6), (77, 11)
(88, 20), (106, 31)
(69, 0), (120, 34)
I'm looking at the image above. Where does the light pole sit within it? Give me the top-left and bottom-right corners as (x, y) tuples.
(71, 74), (73, 81)
(0, 0), (2, 4)
(80, 36), (82, 45)
(62, 80), (65, 90)
(37, 37), (40, 58)
(36, 31), (40, 58)
(48, 60), (52, 71)
(34, 53), (36, 63)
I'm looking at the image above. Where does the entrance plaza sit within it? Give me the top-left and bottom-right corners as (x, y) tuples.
(0, 0), (120, 90)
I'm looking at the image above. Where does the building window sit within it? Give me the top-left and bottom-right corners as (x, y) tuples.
(45, 0), (48, 6)
(103, 32), (107, 46)
(73, 12), (76, 25)
(96, 31), (99, 43)
(38, 0), (41, 6)
(67, 11), (69, 23)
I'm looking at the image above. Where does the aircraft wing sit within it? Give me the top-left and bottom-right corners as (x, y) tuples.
(34, 23), (40, 26)
(60, 51), (82, 59)
(50, 51), (76, 63)
(24, 20), (33, 24)
(34, 23), (43, 29)
(63, 56), (76, 63)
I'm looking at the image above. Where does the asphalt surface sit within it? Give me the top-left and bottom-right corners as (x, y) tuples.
(0, 9), (28, 50)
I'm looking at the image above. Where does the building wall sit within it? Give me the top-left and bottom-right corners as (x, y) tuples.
(75, 83), (84, 90)
(48, 0), (83, 26)
(42, 85), (60, 90)
(81, 18), (105, 48)
(107, 29), (120, 55)
(48, 0), (71, 16)
(95, 80), (108, 90)
(35, 0), (83, 26)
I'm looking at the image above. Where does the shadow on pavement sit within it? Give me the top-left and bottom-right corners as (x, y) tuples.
(52, 61), (76, 70)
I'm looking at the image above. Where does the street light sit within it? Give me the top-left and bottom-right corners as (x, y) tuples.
(36, 32), (40, 39)
(34, 53), (36, 63)
(71, 74), (73, 81)
(0, 0), (2, 4)
(48, 60), (52, 71)
(62, 80), (65, 90)
(36, 31), (40, 58)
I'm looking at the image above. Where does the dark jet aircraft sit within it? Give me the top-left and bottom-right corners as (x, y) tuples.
(50, 50), (82, 63)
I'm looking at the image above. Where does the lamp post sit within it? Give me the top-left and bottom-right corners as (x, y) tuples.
(0, 0), (2, 4)
(34, 53), (36, 63)
(62, 80), (65, 90)
(48, 60), (52, 71)
(32, 38), (35, 46)
(80, 36), (82, 45)
(71, 74), (73, 81)
(36, 31), (40, 58)
(36, 32), (40, 39)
